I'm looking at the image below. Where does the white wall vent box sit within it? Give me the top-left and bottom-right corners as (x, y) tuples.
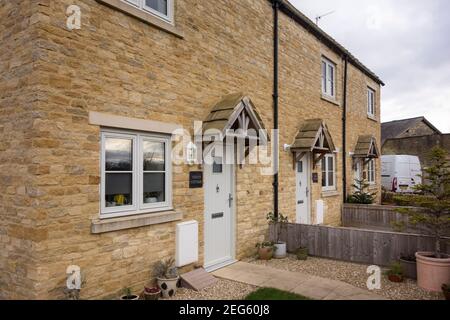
(176, 220), (199, 268)
(316, 200), (325, 225)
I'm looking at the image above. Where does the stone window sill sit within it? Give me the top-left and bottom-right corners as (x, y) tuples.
(368, 184), (378, 190)
(91, 210), (183, 234)
(96, 0), (184, 39)
(367, 115), (378, 123)
(321, 190), (340, 198)
(321, 95), (341, 107)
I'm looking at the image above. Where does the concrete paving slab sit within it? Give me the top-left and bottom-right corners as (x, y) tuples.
(212, 262), (386, 300)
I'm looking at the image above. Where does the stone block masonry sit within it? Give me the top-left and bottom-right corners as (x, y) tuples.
(0, 0), (381, 299)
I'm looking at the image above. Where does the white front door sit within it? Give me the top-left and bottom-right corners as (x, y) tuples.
(354, 159), (362, 190)
(204, 144), (235, 271)
(296, 154), (311, 224)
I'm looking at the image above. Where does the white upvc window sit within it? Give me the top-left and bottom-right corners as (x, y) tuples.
(123, 0), (174, 23)
(101, 129), (172, 218)
(367, 159), (376, 184)
(322, 154), (336, 191)
(321, 57), (336, 98)
(367, 87), (376, 117)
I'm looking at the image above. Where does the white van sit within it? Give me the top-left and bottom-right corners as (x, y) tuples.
(381, 155), (422, 193)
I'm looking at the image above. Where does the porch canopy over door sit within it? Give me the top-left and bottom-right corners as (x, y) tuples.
(353, 135), (380, 163)
(202, 93), (269, 161)
(290, 119), (336, 169)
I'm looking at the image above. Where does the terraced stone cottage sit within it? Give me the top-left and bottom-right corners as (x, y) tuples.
(0, 0), (383, 299)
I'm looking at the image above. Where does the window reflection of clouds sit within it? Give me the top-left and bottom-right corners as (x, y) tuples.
(105, 138), (133, 171)
(143, 141), (165, 171)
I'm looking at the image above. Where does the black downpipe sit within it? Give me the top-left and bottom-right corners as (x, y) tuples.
(342, 55), (349, 203)
(272, 0), (280, 218)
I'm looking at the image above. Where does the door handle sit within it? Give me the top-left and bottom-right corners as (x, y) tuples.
(228, 193), (234, 208)
(306, 187), (309, 197)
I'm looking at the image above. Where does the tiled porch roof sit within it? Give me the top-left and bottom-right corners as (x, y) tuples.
(353, 135), (380, 159)
(291, 119), (335, 153)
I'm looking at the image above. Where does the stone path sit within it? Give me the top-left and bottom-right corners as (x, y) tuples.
(212, 262), (387, 300)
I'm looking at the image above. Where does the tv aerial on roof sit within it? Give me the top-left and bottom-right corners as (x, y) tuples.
(315, 10), (336, 26)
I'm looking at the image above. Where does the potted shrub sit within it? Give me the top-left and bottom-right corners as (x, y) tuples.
(143, 286), (161, 301)
(395, 147), (450, 292)
(399, 255), (417, 280)
(267, 212), (289, 259)
(386, 262), (404, 283)
(442, 284), (450, 301)
(255, 242), (274, 260)
(120, 287), (139, 300)
(154, 258), (180, 298)
(296, 247), (308, 261)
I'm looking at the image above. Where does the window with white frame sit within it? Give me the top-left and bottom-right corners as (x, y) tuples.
(367, 159), (376, 184)
(321, 57), (336, 98)
(101, 130), (172, 218)
(321, 154), (336, 191)
(124, 0), (173, 23)
(367, 88), (376, 117)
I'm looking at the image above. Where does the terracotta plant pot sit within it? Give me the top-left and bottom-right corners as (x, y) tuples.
(273, 242), (287, 259)
(157, 276), (180, 298)
(416, 252), (450, 292)
(296, 247), (308, 261)
(143, 287), (161, 300)
(399, 257), (417, 280)
(442, 284), (450, 301)
(388, 274), (404, 283)
(258, 247), (274, 260)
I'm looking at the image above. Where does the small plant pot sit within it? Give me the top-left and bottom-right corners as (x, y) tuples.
(120, 294), (140, 300)
(442, 284), (450, 301)
(416, 252), (450, 292)
(399, 257), (417, 280)
(296, 247), (308, 261)
(143, 287), (161, 300)
(258, 247), (273, 260)
(157, 276), (180, 298)
(273, 242), (287, 259)
(388, 274), (404, 283)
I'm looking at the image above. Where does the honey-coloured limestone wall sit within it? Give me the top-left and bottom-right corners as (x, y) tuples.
(0, 0), (381, 299)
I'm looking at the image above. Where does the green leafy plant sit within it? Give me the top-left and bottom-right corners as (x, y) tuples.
(123, 287), (133, 298)
(386, 261), (404, 278)
(267, 212), (289, 243)
(153, 258), (179, 279)
(394, 147), (450, 258)
(347, 178), (376, 204)
(255, 242), (275, 249)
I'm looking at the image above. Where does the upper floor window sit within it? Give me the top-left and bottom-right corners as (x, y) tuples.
(367, 88), (376, 118)
(124, 0), (173, 23)
(322, 154), (336, 191)
(322, 57), (336, 98)
(101, 129), (172, 218)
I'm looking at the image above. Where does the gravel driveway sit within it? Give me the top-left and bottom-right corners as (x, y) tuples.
(245, 255), (444, 300)
(166, 279), (256, 300)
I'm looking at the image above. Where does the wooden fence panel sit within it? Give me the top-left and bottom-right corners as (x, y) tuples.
(270, 223), (450, 267)
(342, 204), (419, 233)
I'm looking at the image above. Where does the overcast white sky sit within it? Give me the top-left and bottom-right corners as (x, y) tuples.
(290, 0), (450, 133)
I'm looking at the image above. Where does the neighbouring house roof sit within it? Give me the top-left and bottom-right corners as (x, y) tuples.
(276, 0), (384, 86)
(203, 93), (268, 144)
(381, 117), (442, 145)
(291, 119), (336, 154)
(353, 135), (380, 159)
